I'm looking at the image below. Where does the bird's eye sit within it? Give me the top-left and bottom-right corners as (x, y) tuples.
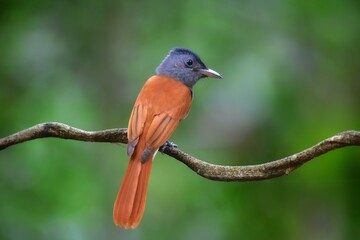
(186, 59), (193, 67)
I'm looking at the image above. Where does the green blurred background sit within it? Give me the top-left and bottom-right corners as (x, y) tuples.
(1, 0), (360, 239)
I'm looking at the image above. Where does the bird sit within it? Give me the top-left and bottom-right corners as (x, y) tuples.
(113, 47), (222, 228)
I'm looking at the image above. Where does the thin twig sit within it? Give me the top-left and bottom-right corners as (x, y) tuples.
(1, 122), (359, 181)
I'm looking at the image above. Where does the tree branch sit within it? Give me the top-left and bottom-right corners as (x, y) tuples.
(1, 122), (360, 181)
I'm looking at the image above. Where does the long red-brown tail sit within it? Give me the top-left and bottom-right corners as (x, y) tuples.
(113, 153), (153, 228)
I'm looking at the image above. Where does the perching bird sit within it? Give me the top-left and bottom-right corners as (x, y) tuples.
(113, 48), (222, 228)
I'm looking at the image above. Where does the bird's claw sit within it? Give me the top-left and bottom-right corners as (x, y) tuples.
(159, 141), (178, 153)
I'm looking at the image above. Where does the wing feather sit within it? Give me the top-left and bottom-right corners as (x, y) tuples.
(145, 113), (180, 150)
(127, 104), (148, 157)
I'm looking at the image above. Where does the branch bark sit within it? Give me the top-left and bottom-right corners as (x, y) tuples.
(1, 122), (360, 181)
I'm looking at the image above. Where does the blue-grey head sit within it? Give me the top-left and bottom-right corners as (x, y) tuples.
(156, 48), (222, 88)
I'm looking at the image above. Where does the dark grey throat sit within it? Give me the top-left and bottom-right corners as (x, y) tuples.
(156, 65), (204, 88)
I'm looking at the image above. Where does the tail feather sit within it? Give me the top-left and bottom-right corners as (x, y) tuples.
(113, 154), (153, 228)
(131, 159), (153, 225)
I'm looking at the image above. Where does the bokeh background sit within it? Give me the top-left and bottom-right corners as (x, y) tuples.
(1, 0), (360, 239)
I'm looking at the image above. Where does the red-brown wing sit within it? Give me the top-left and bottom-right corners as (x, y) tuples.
(127, 75), (192, 159)
(145, 113), (180, 150)
(143, 76), (192, 155)
(127, 104), (148, 156)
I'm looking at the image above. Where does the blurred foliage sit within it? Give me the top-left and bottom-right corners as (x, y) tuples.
(1, 0), (360, 239)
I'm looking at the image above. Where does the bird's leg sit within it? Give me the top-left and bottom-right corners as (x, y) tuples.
(159, 141), (178, 153)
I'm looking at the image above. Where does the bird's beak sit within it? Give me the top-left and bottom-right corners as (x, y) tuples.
(197, 68), (223, 79)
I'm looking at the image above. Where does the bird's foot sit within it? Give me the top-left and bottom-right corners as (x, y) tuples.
(159, 141), (178, 153)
